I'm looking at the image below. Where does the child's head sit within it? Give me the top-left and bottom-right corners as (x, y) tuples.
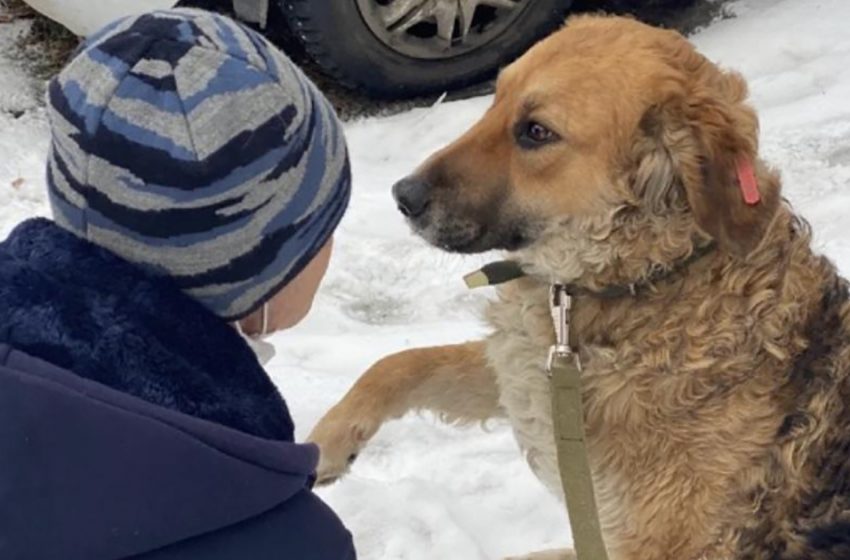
(46, 9), (351, 325)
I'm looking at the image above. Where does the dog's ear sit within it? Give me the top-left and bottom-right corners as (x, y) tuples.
(632, 104), (684, 215)
(635, 72), (780, 257)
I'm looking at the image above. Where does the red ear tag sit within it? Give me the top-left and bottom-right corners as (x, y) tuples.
(736, 157), (761, 206)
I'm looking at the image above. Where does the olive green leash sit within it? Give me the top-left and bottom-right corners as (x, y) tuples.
(546, 285), (610, 560)
(463, 263), (611, 560)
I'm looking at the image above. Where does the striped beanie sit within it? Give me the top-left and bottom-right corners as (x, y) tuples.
(45, 9), (351, 320)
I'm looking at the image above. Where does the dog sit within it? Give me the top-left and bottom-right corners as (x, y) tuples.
(308, 15), (850, 560)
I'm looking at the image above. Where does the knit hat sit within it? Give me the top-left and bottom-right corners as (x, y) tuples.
(45, 9), (351, 321)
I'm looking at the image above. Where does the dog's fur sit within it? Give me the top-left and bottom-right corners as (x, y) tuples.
(309, 15), (850, 560)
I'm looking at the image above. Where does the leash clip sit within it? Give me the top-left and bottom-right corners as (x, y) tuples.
(547, 284), (580, 375)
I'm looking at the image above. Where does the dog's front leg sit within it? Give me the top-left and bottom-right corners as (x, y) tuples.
(308, 341), (501, 485)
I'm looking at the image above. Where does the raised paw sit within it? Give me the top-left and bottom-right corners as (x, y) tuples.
(307, 403), (380, 486)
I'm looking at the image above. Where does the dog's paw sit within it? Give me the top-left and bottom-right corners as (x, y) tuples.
(503, 549), (576, 560)
(307, 405), (380, 486)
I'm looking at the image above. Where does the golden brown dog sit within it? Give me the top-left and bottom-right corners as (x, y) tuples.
(309, 15), (850, 560)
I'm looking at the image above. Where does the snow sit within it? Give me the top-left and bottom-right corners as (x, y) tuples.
(2, 0), (850, 557)
(0, 18), (50, 241)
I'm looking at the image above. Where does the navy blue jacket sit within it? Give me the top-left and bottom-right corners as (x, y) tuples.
(0, 219), (355, 560)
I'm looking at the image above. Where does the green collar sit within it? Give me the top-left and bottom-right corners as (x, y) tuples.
(463, 242), (717, 298)
(463, 261), (526, 289)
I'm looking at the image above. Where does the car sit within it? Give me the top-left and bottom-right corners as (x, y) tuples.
(20, 0), (180, 37)
(279, 0), (574, 97)
(20, 0), (680, 98)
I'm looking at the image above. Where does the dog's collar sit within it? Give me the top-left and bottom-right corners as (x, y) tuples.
(464, 241), (717, 299)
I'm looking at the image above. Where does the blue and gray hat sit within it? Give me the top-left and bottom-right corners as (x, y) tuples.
(46, 9), (351, 320)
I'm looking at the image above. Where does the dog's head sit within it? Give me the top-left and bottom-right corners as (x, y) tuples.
(393, 15), (781, 284)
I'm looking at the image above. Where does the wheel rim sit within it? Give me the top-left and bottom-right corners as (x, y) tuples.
(355, 0), (531, 60)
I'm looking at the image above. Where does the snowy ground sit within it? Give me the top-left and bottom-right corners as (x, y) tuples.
(2, 0), (850, 557)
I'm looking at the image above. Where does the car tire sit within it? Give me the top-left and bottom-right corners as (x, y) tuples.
(280, 0), (573, 98)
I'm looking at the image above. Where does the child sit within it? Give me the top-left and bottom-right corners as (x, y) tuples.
(0, 9), (353, 560)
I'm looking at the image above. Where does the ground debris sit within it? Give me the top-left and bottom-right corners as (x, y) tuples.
(0, 0), (33, 23)
(4, 0), (78, 85)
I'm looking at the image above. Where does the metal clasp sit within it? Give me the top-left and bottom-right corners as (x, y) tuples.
(546, 284), (580, 375)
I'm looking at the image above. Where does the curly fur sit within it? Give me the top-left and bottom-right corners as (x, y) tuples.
(489, 208), (850, 559)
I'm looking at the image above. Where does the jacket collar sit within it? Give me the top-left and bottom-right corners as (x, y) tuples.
(0, 218), (293, 441)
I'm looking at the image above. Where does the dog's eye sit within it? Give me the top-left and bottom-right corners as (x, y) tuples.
(516, 120), (558, 149)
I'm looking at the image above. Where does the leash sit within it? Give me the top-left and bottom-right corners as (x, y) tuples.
(465, 265), (610, 559)
(546, 285), (609, 560)
(463, 243), (717, 560)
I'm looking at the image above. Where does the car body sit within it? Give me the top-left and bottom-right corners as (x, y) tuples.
(21, 0), (179, 36)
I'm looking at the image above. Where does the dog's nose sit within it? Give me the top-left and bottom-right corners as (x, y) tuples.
(392, 176), (431, 219)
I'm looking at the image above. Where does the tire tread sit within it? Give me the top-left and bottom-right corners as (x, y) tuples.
(281, 0), (360, 90)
